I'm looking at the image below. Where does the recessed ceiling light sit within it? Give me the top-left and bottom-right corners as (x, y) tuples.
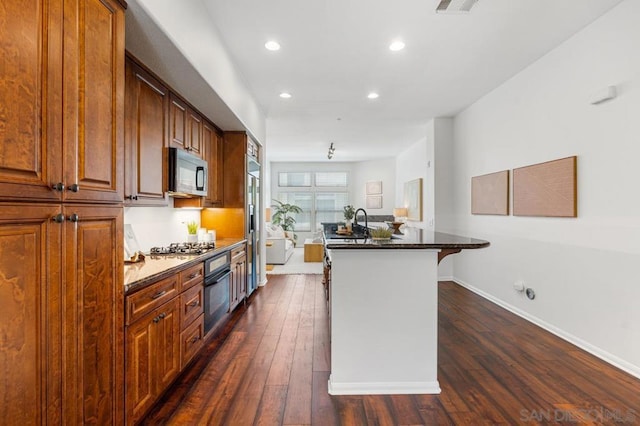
(265, 40), (281, 51)
(367, 92), (379, 99)
(389, 41), (405, 52)
(279, 92), (292, 99)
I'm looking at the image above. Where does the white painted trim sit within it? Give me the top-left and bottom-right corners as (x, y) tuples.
(328, 376), (441, 395)
(438, 275), (454, 281)
(453, 277), (640, 380)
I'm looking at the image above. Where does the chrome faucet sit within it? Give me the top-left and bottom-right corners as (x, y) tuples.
(353, 208), (369, 237)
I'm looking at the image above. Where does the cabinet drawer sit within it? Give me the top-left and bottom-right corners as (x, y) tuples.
(180, 263), (204, 292)
(180, 314), (204, 369)
(126, 275), (179, 325)
(180, 284), (203, 329)
(231, 246), (245, 261)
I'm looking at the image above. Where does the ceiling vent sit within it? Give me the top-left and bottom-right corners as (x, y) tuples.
(436, 0), (479, 13)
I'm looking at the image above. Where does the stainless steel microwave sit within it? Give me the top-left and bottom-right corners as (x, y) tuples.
(168, 147), (208, 197)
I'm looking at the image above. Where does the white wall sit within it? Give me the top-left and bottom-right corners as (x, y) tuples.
(352, 158), (396, 216)
(131, 0), (266, 143)
(434, 118), (455, 279)
(124, 201), (201, 252)
(449, 0), (640, 377)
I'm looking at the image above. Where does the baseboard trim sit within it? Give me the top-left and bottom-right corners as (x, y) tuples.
(328, 376), (441, 395)
(452, 277), (640, 380)
(438, 275), (454, 281)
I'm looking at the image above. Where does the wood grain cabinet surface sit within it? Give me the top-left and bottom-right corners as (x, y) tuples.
(125, 261), (205, 424)
(230, 244), (247, 312)
(0, 203), (125, 425)
(124, 56), (169, 206)
(0, 0), (125, 204)
(126, 297), (181, 425)
(169, 93), (204, 159)
(0, 0), (126, 423)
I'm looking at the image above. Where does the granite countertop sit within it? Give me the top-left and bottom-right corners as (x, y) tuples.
(124, 238), (246, 293)
(324, 229), (490, 250)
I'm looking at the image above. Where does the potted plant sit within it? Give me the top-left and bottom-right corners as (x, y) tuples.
(186, 220), (198, 243)
(343, 205), (355, 230)
(271, 199), (303, 245)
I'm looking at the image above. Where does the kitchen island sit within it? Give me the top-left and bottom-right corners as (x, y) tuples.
(324, 229), (489, 395)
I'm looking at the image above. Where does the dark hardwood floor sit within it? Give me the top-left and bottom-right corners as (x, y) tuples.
(142, 275), (640, 425)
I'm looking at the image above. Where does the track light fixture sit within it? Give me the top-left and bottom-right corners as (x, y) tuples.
(327, 142), (336, 159)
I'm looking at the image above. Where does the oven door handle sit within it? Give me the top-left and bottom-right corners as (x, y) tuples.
(206, 269), (231, 286)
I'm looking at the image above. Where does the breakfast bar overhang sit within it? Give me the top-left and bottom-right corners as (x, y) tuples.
(324, 231), (489, 395)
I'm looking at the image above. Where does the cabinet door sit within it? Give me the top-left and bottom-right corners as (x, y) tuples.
(222, 131), (248, 208)
(63, 204), (124, 424)
(203, 122), (224, 207)
(0, 204), (63, 423)
(125, 296), (179, 425)
(0, 0), (62, 202)
(238, 255), (247, 301)
(169, 93), (188, 152)
(62, 0), (125, 203)
(153, 297), (181, 391)
(125, 308), (155, 424)
(187, 108), (203, 158)
(124, 57), (168, 206)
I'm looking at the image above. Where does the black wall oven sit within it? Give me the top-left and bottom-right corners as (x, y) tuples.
(204, 251), (231, 334)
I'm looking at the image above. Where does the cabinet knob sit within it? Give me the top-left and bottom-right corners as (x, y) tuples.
(158, 313), (166, 319)
(67, 213), (79, 223)
(153, 317), (160, 323)
(52, 213), (65, 223)
(125, 195), (139, 200)
(190, 336), (199, 344)
(52, 182), (65, 191)
(68, 184), (80, 193)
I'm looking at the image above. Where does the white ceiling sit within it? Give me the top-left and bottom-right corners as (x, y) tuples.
(199, 0), (622, 162)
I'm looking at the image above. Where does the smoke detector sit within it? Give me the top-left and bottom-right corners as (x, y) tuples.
(436, 0), (479, 13)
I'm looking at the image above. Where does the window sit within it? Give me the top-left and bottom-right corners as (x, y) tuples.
(276, 171), (350, 232)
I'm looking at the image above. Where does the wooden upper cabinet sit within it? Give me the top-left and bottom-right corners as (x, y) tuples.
(0, 0), (62, 202)
(223, 131), (249, 208)
(203, 121), (224, 207)
(187, 109), (204, 158)
(0, 0), (125, 203)
(169, 93), (204, 159)
(62, 0), (125, 203)
(124, 56), (169, 206)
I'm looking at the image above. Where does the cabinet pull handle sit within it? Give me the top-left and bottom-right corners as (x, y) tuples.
(190, 336), (199, 343)
(125, 195), (138, 200)
(52, 213), (65, 223)
(153, 316), (160, 323)
(188, 300), (199, 307)
(67, 213), (79, 222)
(158, 313), (166, 319)
(188, 272), (200, 279)
(68, 183), (80, 192)
(52, 182), (65, 191)
(151, 290), (167, 299)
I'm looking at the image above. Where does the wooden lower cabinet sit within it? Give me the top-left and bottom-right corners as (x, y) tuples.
(0, 203), (124, 424)
(125, 262), (204, 424)
(126, 297), (180, 425)
(230, 245), (247, 311)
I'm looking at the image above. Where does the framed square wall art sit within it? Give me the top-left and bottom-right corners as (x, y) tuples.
(403, 178), (423, 221)
(366, 195), (382, 209)
(366, 181), (382, 195)
(512, 156), (577, 217)
(471, 170), (509, 215)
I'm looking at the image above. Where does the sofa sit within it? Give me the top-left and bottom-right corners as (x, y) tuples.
(265, 224), (295, 264)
